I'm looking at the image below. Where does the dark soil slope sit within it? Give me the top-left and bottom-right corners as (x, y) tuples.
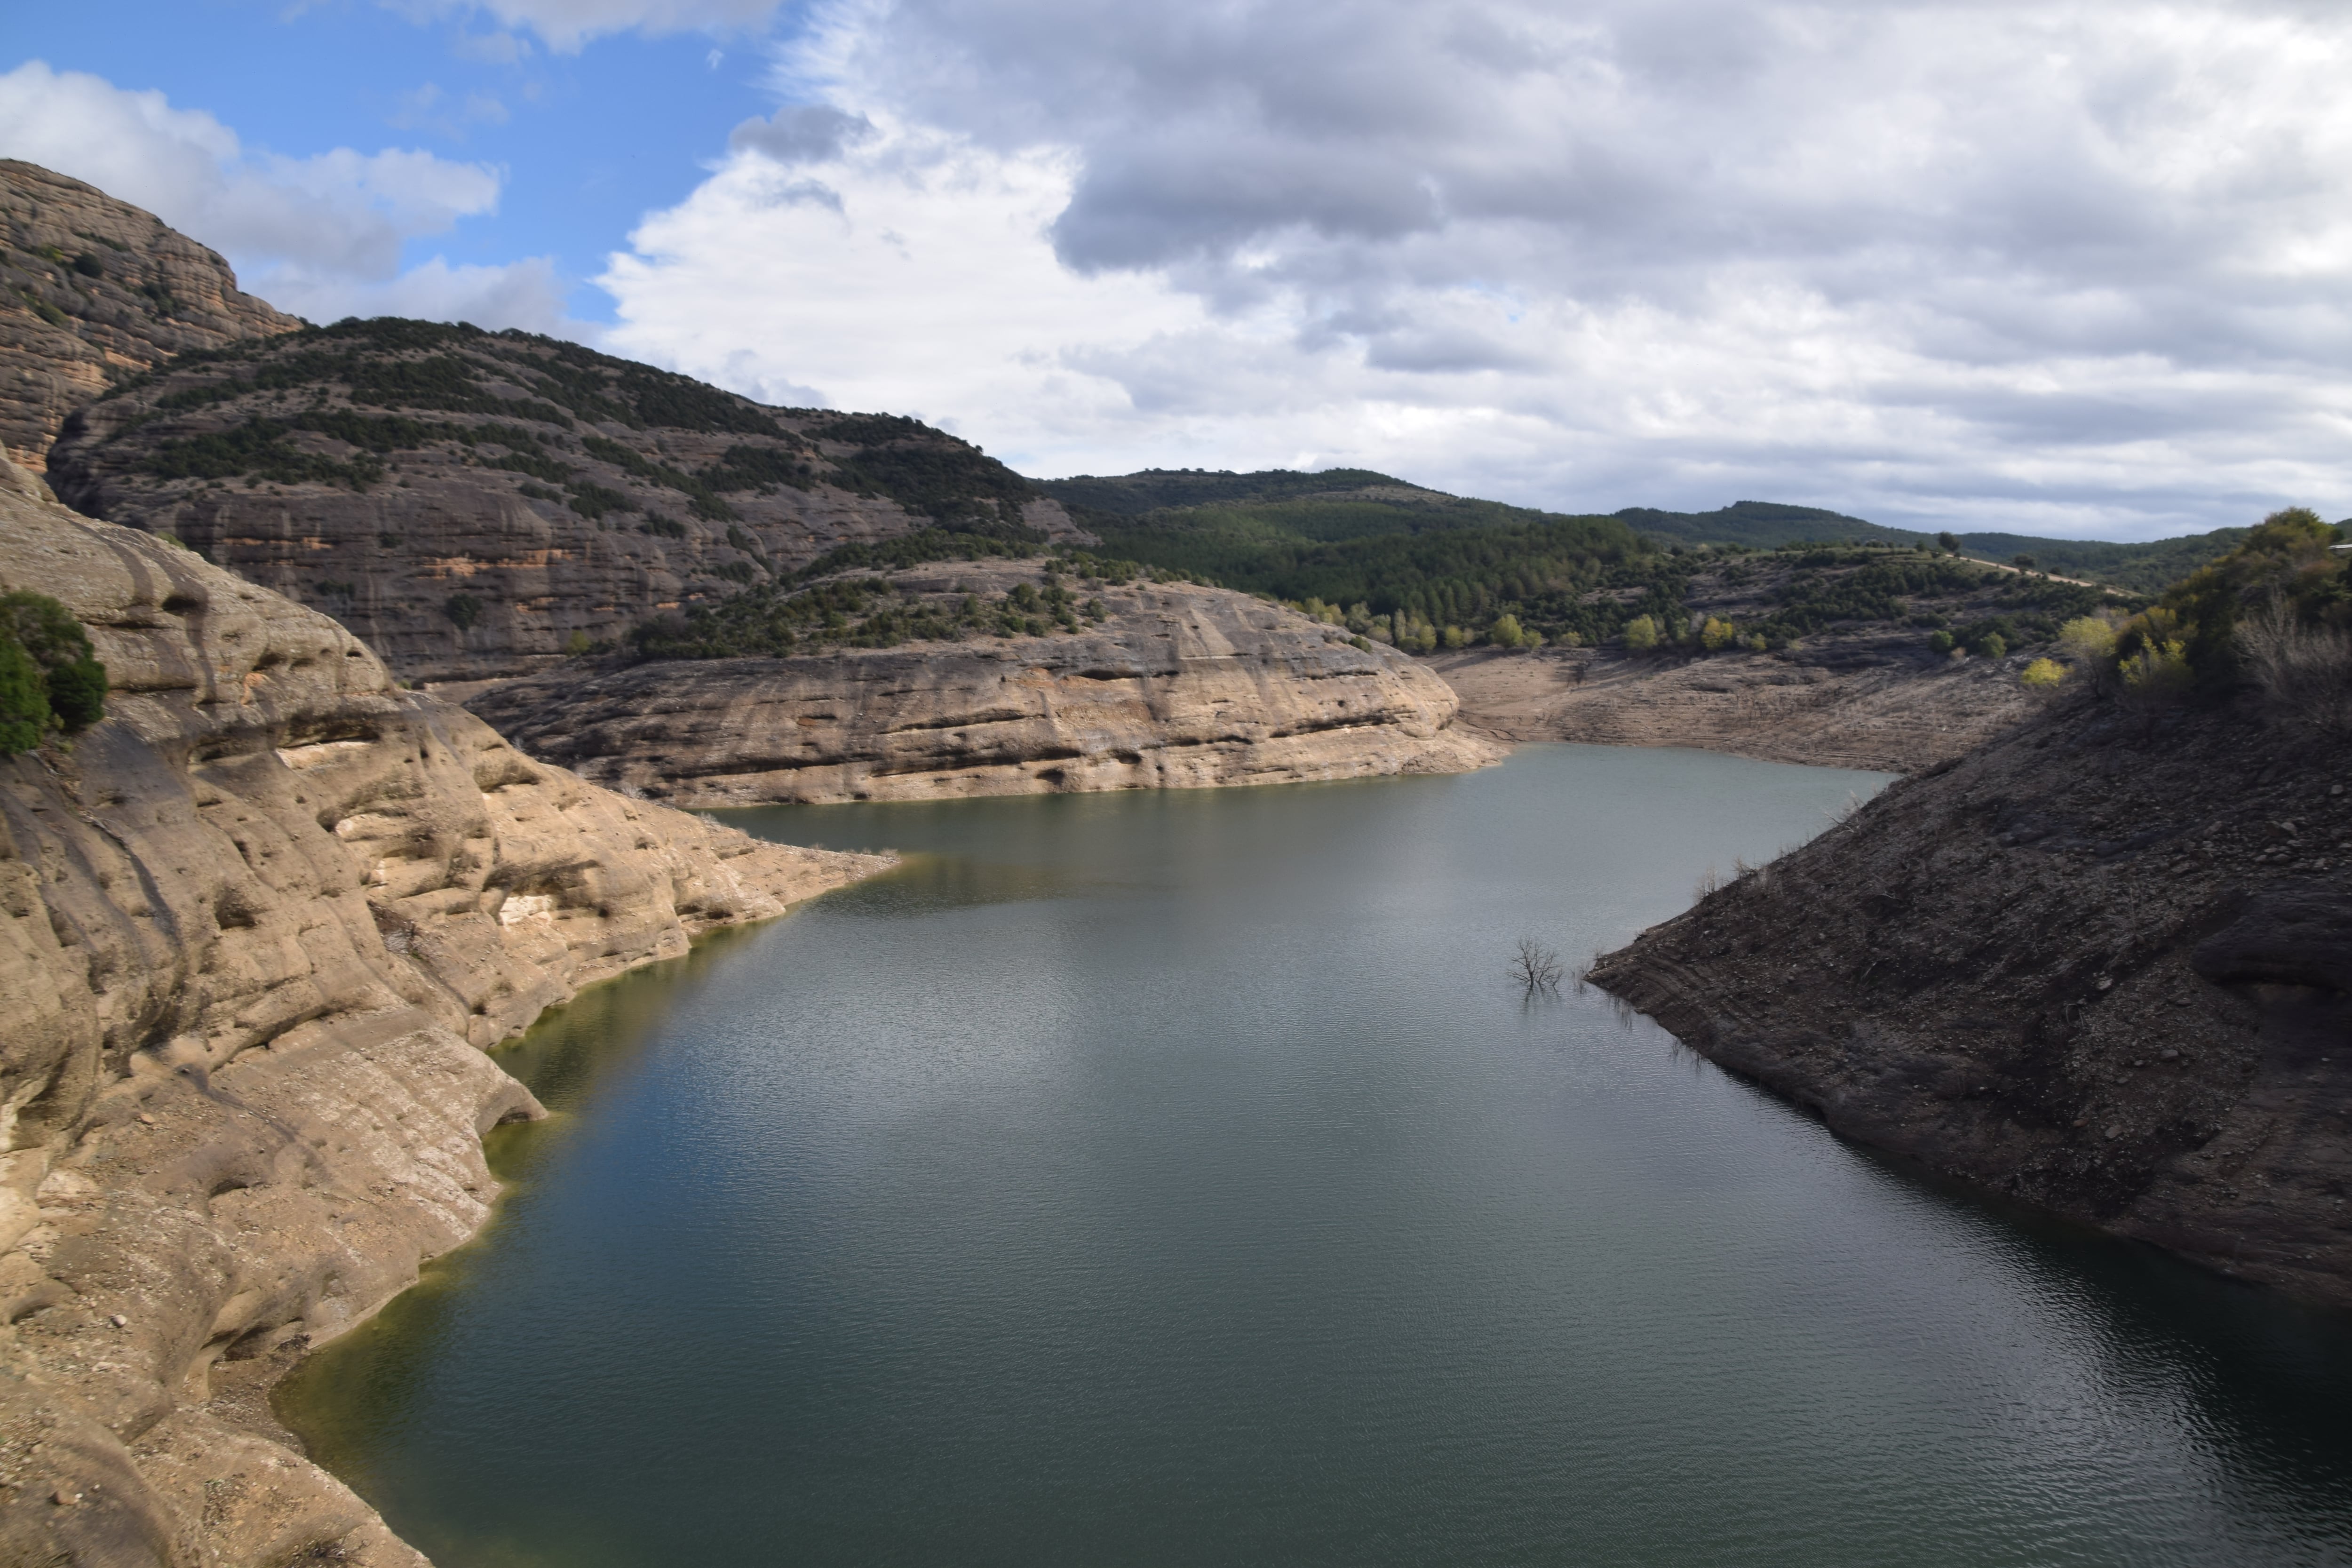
(48, 318), (1087, 680)
(1591, 692), (2352, 1305)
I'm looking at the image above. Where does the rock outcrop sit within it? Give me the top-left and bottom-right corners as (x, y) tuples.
(0, 162), (301, 471)
(1431, 637), (2038, 774)
(48, 317), (1089, 683)
(468, 559), (1503, 804)
(1589, 688), (2352, 1306)
(0, 454), (888, 1566)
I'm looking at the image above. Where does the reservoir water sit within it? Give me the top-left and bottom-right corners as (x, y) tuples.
(280, 745), (2352, 1566)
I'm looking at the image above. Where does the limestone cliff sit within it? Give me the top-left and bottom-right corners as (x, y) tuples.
(468, 559), (1503, 804)
(1589, 689), (2352, 1306)
(48, 317), (1089, 682)
(0, 455), (887, 1566)
(0, 161), (301, 471)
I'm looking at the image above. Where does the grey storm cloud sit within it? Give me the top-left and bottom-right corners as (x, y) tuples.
(729, 103), (877, 165)
(827, 0), (2352, 344)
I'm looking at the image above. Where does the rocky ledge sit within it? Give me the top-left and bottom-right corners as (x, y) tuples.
(0, 455), (887, 1567)
(1430, 637), (2038, 775)
(467, 559), (1504, 805)
(1589, 688), (2352, 1306)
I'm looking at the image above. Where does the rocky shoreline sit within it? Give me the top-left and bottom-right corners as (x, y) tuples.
(468, 559), (1503, 805)
(1589, 687), (2352, 1308)
(0, 456), (890, 1567)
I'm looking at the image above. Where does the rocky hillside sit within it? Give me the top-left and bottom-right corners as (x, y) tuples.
(1589, 686), (2352, 1306)
(0, 455), (887, 1567)
(47, 316), (1089, 682)
(0, 160), (300, 470)
(468, 556), (1502, 804)
(1427, 543), (2120, 771)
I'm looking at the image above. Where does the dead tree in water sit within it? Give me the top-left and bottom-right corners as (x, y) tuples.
(1511, 939), (1564, 995)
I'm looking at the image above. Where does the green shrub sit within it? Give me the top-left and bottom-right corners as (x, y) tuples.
(1978, 631), (2008, 659)
(1622, 614), (1659, 651)
(1926, 630), (1954, 654)
(444, 594), (484, 631)
(0, 638), (50, 754)
(2020, 657), (2065, 690)
(1489, 613), (1524, 649)
(0, 590), (107, 749)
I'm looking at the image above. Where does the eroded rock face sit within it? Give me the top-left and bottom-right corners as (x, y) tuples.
(0, 456), (887, 1566)
(47, 318), (1089, 682)
(0, 161), (301, 470)
(1589, 690), (2352, 1306)
(467, 560), (1505, 804)
(1430, 639), (2038, 775)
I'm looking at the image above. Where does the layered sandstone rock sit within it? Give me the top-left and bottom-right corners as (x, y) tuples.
(48, 318), (1089, 682)
(1590, 688), (2352, 1306)
(469, 560), (1504, 804)
(0, 455), (887, 1566)
(0, 161), (300, 470)
(1431, 636), (2038, 775)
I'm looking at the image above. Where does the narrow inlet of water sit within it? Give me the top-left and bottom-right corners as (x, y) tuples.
(280, 745), (2352, 1567)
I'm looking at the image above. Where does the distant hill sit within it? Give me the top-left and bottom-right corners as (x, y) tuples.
(1039, 467), (1421, 515)
(1049, 469), (2267, 598)
(1613, 500), (1920, 550)
(1031, 468), (2116, 656)
(1615, 500), (2266, 594)
(1950, 529), (2249, 595)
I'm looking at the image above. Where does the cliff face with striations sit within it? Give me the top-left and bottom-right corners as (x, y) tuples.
(0, 455), (887, 1567)
(0, 161), (301, 471)
(47, 317), (1089, 683)
(1430, 638), (2038, 776)
(1590, 688), (2352, 1306)
(469, 559), (1503, 805)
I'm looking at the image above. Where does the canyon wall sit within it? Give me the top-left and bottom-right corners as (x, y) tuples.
(0, 456), (887, 1567)
(468, 560), (1504, 804)
(47, 316), (1088, 682)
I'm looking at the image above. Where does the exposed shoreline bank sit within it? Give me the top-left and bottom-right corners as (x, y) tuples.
(0, 458), (894, 1568)
(1589, 689), (2352, 1309)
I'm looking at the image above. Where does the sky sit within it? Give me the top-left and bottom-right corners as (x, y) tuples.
(5, 0), (2350, 539)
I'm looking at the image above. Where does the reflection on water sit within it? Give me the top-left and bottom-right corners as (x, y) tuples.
(280, 747), (2352, 1568)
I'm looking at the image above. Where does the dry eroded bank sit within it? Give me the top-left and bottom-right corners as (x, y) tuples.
(1591, 689), (2352, 1306)
(1430, 641), (2038, 775)
(0, 457), (887, 1568)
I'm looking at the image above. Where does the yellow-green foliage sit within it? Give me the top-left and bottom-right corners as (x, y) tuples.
(1699, 616), (1737, 651)
(1622, 614), (1659, 651)
(2139, 507), (2344, 682)
(2120, 634), (2193, 706)
(2056, 615), (2117, 664)
(2019, 657), (2066, 689)
(1489, 613), (1524, 649)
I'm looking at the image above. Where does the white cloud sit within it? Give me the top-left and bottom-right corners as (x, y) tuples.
(597, 0), (2352, 537)
(0, 61), (569, 334)
(264, 255), (574, 336)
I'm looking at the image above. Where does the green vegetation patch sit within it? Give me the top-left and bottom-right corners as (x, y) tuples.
(632, 565), (1092, 659)
(0, 590), (106, 754)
